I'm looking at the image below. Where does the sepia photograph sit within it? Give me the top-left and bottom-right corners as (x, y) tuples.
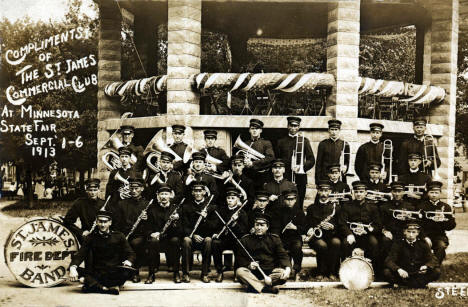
(0, 0), (468, 306)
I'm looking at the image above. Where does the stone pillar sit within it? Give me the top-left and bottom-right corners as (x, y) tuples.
(97, 0), (122, 186)
(429, 0), (459, 201)
(166, 0), (202, 115)
(423, 24), (432, 85)
(326, 0), (361, 179)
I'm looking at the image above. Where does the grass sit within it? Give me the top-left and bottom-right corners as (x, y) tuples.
(1, 199), (73, 218)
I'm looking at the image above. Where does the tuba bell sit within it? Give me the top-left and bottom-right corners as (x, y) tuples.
(233, 135), (265, 161)
(146, 152), (161, 173)
(102, 151), (121, 171)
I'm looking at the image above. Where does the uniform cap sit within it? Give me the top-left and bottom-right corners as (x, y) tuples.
(352, 180), (367, 190)
(249, 119), (264, 129)
(328, 119), (342, 129)
(84, 178), (100, 189)
(120, 125), (135, 135)
(191, 151), (207, 161)
(172, 125), (186, 133)
(369, 122), (384, 131)
(203, 130), (218, 138)
(287, 116), (301, 126)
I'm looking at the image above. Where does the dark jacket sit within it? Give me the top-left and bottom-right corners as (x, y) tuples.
(203, 147), (231, 173)
(63, 197), (105, 232)
(418, 200), (456, 239)
(338, 200), (382, 237)
(145, 170), (184, 204)
(238, 137), (275, 172)
(380, 199), (418, 238)
(276, 134), (315, 181)
(113, 197), (151, 237)
(145, 201), (184, 238)
(263, 178), (296, 209)
(270, 204), (306, 241)
(316, 138), (349, 182)
(306, 200), (340, 237)
(398, 136), (441, 175)
(355, 141), (384, 182)
(181, 197), (218, 237)
(213, 204), (249, 240)
(385, 238), (439, 273)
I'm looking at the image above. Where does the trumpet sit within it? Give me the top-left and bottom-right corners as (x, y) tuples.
(423, 134), (441, 180)
(366, 190), (392, 201)
(390, 209), (423, 220)
(291, 132), (306, 183)
(305, 202), (336, 242)
(233, 136), (265, 163)
(424, 210), (454, 222)
(329, 192), (352, 202)
(347, 222), (374, 236)
(102, 151), (122, 171)
(381, 139), (393, 184)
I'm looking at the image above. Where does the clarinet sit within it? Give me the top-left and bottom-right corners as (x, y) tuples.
(189, 195), (215, 238)
(159, 198), (186, 237)
(89, 195), (112, 234)
(126, 199), (154, 240)
(214, 199), (248, 238)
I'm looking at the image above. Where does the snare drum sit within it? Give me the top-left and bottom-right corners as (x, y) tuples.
(339, 256), (374, 290)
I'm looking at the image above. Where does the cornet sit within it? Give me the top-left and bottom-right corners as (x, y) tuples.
(347, 222), (374, 236)
(390, 209), (423, 220)
(381, 139), (393, 184)
(291, 133), (305, 183)
(329, 192), (352, 202)
(233, 136), (265, 163)
(425, 210), (454, 222)
(423, 134), (441, 180)
(366, 190), (392, 201)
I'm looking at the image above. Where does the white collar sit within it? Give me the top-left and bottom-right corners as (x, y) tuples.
(370, 139), (380, 144)
(319, 199), (329, 205)
(330, 137), (339, 142)
(274, 177), (284, 183)
(409, 168), (419, 174)
(414, 135), (424, 141)
(430, 200), (440, 206)
(289, 133), (299, 138)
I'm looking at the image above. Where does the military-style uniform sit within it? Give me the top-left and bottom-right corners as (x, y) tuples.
(63, 197), (105, 243)
(263, 177), (296, 210)
(242, 137), (275, 185)
(329, 179), (350, 194)
(399, 170), (431, 204)
(105, 165), (136, 205)
(170, 142), (189, 172)
(203, 146), (230, 173)
(183, 171), (218, 201)
(316, 139), (349, 183)
(124, 143), (145, 171)
(145, 169), (184, 203)
(398, 136), (441, 176)
(355, 142), (384, 183)
(221, 173), (255, 210)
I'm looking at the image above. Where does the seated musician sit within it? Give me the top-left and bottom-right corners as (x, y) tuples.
(69, 210), (136, 295)
(105, 147), (136, 206)
(339, 181), (382, 271)
(399, 153), (431, 205)
(202, 129), (230, 175)
(145, 184), (183, 284)
(222, 153), (255, 210)
(212, 187), (249, 282)
(236, 213), (291, 294)
(112, 175), (149, 283)
(418, 181), (456, 264)
(305, 181), (341, 280)
(327, 164), (351, 203)
(181, 180), (218, 283)
(183, 151), (218, 201)
(263, 159), (296, 211)
(248, 190), (275, 229)
(384, 221), (440, 288)
(365, 163), (391, 206)
(270, 188), (305, 281)
(379, 181), (419, 258)
(63, 178), (105, 243)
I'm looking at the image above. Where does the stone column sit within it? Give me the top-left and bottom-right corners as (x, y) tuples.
(167, 0), (202, 115)
(326, 0), (361, 180)
(428, 0), (459, 201)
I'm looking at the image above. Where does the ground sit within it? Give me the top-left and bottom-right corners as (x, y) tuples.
(1, 199), (468, 306)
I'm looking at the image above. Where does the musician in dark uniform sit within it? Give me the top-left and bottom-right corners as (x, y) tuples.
(145, 184), (183, 284)
(105, 147), (136, 206)
(236, 214), (291, 294)
(69, 210), (136, 295)
(120, 125), (145, 171)
(248, 190), (275, 229)
(222, 153), (255, 210)
(418, 181), (456, 264)
(240, 118), (275, 188)
(305, 181), (341, 279)
(63, 178), (105, 243)
(202, 130), (230, 174)
(399, 153), (431, 204)
(276, 116), (315, 210)
(263, 159), (297, 212)
(379, 181), (419, 259)
(339, 181), (382, 266)
(355, 122), (385, 183)
(183, 151), (218, 201)
(398, 117), (441, 176)
(315, 119), (350, 183)
(212, 187), (249, 282)
(181, 181), (218, 283)
(327, 164), (351, 204)
(112, 176), (149, 283)
(384, 221), (440, 288)
(145, 151), (184, 204)
(170, 124), (189, 173)
(270, 188), (306, 280)
(365, 163), (391, 207)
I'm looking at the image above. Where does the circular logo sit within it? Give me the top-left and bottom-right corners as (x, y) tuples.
(4, 218), (79, 288)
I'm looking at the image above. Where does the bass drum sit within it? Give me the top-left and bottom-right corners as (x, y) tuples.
(339, 256), (374, 290)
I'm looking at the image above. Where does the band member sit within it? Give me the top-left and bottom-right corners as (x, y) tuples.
(315, 119), (350, 183)
(236, 213), (291, 294)
(145, 184), (183, 284)
(366, 163), (388, 192)
(240, 118), (275, 188)
(212, 187), (249, 282)
(69, 210), (136, 295)
(263, 159), (296, 211)
(63, 178), (105, 243)
(418, 181), (456, 264)
(276, 116), (315, 210)
(112, 176), (149, 283)
(145, 151), (184, 204)
(184, 151), (218, 201)
(202, 130), (230, 173)
(170, 124), (189, 172)
(339, 181), (382, 266)
(398, 117), (441, 176)
(105, 147), (136, 204)
(181, 181), (218, 283)
(270, 188), (305, 280)
(384, 221), (440, 288)
(119, 125), (145, 171)
(399, 153), (431, 204)
(305, 181), (341, 279)
(379, 181), (418, 257)
(248, 190), (274, 228)
(355, 122), (385, 183)
(222, 153), (255, 210)
(327, 164), (351, 203)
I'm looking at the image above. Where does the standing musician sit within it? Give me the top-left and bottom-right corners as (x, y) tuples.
(418, 181), (456, 264)
(399, 153), (431, 204)
(383, 221), (440, 289)
(202, 130), (230, 174)
(145, 184), (183, 284)
(248, 190), (274, 229)
(270, 188), (306, 280)
(235, 213), (291, 294)
(183, 151), (218, 201)
(63, 178), (105, 243)
(327, 164), (351, 203)
(339, 181), (382, 269)
(276, 116), (315, 210)
(263, 159), (297, 211)
(223, 153), (255, 210)
(315, 119), (350, 183)
(212, 187), (249, 282)
(69, 210), (136, 295)
(119, 125), (145, 171)
(305, 181), (341, 279)
(355, 122), (386, 183)
(181, 181), (218, 283)
(398, 117), (441, 176)
(112, 176), (149, 283)
(105, 147), (136, 205)
(239, 118), (275, 188)
(170, 124), (189, 173)
(379, 181), (419, 259)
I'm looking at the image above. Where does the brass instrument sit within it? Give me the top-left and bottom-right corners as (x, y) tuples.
(233, 136), (266, 163)
(424, 210), (454, 222)
(404, 185), (426, 197)
(144, 127), (193, 163)
(146, 152), (161, 174)
(116, 173), (131, 199)
(347, 222), (374, 236)
(366, 190), (392, 201)
(99, 112), (133, 151)
(329, 192), (352, 202)
(339, 140), (353, 182)
(223, 171), (248, 200)
(204, 152), (226, 179)
(291, 132), (306, 183)
(102, 151), (122, 171)
(126, 199), (154, 240)
(189, 195), (215, 238)
(305, 202), (336, 241)
(423, 134), (441, 180)
(390, 209), (423, 220)
(381, 139), (393, 184)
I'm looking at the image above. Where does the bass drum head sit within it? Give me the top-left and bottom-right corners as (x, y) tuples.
(339, 256), (374, 290)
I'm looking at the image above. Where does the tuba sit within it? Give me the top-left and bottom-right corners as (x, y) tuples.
(291, 132), (306, 183)
(146, 152), (161, 174)
(204, 152), (226, 179)
(423, 134), (441, 180)
(102, 151), (121, 171)
(145, 127), (193, 163)
(233, 135), (265, 162)
(381, 139), (393, 184)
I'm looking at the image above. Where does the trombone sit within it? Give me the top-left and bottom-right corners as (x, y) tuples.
(381, 139), (393, 184)
(291, 132), (306, 183)
(339, 140), (353, 183)
(423, 134), (441, 180)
